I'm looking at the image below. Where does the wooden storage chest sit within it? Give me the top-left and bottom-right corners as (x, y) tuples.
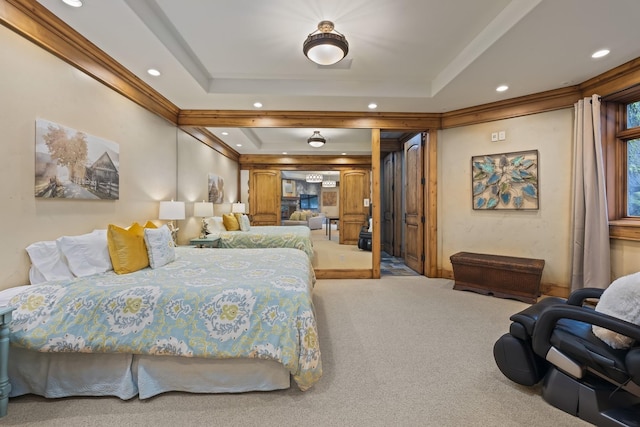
(450, 252), (545, 304)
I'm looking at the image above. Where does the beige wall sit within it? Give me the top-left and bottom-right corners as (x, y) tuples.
(0, 26), (237, 288)
(177, 129), (239, 245)
(438, 109), (574, 290)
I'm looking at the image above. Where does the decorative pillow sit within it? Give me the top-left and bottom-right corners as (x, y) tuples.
(143, 220), (158, 229)
(25, 240), (74, 284)
(107, 223), (149, 274)
(222, 213), (240, 231)
(290, 211), (301, 221)
(143, 225), (175, 268)
(593, 272), (640, 349)
(205, 216), (225, 232)
(56, 229), (112, 278)
(239, 214), (251, 232)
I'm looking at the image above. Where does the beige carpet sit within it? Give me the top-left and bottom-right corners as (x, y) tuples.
(5, 277), (589, 426)
(311, 226), (372, 270)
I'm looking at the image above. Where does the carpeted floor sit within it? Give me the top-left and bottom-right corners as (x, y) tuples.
(5, 276), (590, 426)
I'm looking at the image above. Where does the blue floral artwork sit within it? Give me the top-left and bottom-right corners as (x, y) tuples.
(472, 150), (539, 210)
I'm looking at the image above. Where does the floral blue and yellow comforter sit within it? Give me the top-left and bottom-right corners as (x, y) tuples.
(9, 247), (321, 391)
(217, 226), (314, 260)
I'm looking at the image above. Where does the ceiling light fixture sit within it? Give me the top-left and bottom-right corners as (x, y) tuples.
(253, 102), (263, 108)
(62, 0), (83, 7)
(303, 21), (349, 66)
(306, 174), (323, 183)
(322, 180), (336, 188)
(368, 103), (378, 110)
(308, 130), (326, 148)
(496, 85), (509, 92)
(592, 49), (610, 59)
(147, 69), (161, 77)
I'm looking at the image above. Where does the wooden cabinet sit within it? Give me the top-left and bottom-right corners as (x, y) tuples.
(249, 170), (281, 225)
(339, 169), (370, 245)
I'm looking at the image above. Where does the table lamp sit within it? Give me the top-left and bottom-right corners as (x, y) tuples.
(193, 200), (214, 238)
(231, 202), (246, 214)
(159, 200), (185, 245)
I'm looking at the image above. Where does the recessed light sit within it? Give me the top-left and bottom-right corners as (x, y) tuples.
(236, 144), (242, 147)
(368, 103), (378, 110)
(592, 49), (610, 59)
(62, 0), (83, 7)
(496, 85), (509, 92)
(283, 152), (288, 155)
(253, 102), (263, 108)
(221, 131), (229, 136)
(341, 152), (347, 155)
(147, 69), (161, 77)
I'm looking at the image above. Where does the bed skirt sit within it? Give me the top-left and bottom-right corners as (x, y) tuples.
(8, 346), (291, 400)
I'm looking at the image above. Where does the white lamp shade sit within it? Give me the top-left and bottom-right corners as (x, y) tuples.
(231, 202), (246, 214)
(193, 201), (214, 217)
(159, 201), (185, 220)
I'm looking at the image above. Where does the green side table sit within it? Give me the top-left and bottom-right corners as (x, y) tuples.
(189, 237), (220, 248)
(0, 306), (15, 418)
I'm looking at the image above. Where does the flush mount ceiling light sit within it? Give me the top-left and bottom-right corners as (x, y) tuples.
(306, 174), (323, 183)
(308, 130), (326, 148)
(303, 21), (349, 66)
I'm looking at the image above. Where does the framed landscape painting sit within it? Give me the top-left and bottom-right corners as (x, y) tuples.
(472, 149), (538, 210)
(35, 119), (119, 200)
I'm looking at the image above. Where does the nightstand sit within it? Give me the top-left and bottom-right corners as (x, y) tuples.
(189, 237), (220, 248)
(0, 306), (15, 418)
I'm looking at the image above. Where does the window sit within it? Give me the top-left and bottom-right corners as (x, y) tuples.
(628, 101), (640, 128)
(627, 138), (640, 216)
(624, 102), (640, 217)
(608, 96), (640, 239)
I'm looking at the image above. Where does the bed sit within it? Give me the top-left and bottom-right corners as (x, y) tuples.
(211, 225), (315, 260)
(4, 246), (321, 399)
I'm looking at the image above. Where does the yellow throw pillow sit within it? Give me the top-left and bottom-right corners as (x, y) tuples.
(107, 223), (150, 274)
(290, 211), (301, 221)
(222, 213), (240, 231)
(143, 220), (158, 229)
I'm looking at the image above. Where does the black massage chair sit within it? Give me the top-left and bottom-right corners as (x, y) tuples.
(493, 288), (640, 426)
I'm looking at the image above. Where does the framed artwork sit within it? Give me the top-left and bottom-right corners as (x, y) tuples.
(208, 174), (225, 204)
(35, 119), (119, 199)
(472, 149), (538, 210)
(322, 191), (338, 207)
(282, 179), (295, 197)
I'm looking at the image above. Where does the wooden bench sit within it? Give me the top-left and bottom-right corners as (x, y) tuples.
(450, 252), (545, 303)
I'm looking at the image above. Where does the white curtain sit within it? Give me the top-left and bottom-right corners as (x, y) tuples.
(570, 94), (610, 291)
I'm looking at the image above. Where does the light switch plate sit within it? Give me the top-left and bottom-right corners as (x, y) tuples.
(498, 131), (506, 140)
(491, 132), (498, 142)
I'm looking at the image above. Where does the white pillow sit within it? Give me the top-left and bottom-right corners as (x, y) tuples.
(592, 271), (640, 349)
(205, 216), (225, 233)
(239, 214), (251, 232)
(56, 229), (113, 277)
(25, 240), (74, 284)
(144, 225), (176, 269)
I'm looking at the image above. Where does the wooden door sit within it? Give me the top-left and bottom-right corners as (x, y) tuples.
(339, 169), (370, 245)
(404, 136), (424, 274)
(249, 169), (281, 225)
(382, 153), (395, 255)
